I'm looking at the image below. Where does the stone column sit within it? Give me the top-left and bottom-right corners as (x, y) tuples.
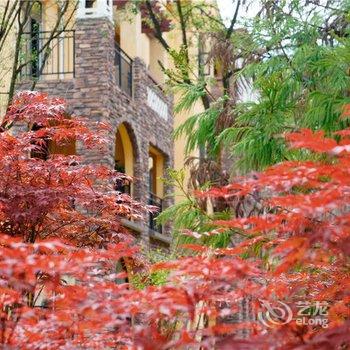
(74, 18), (115, 168)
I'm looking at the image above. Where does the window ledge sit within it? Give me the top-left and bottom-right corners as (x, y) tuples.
(149, 229), (172, 245)
(121, 218), (144, 234)
(120, 219), (172, 245)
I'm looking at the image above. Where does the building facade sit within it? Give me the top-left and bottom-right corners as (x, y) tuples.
(1, 0), (176, 249)
(0, 0), (220, 249)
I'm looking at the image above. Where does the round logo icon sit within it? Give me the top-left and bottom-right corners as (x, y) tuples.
(257, 299), (293, 328)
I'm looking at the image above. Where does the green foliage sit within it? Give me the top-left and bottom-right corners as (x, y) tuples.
(173, 102), (221, 156)
(173, 82), (208, 114)
(157, 169), (239, 250)
(163, 1), (350, 256)
(219, 36), (350, 172)
(130, 269), (168, 290)
(171, 0), (350, 174)
(130, 248), (170, 290)
(156, 169), (209, 234)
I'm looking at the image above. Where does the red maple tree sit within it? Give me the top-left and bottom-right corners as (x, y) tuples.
(203, 128), (350, 349)
(0, 91), (144, 348)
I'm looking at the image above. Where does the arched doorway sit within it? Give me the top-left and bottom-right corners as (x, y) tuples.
(115, 123), (135, 195)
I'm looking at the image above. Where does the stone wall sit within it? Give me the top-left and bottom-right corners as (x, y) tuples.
(16, 17), (174, 248)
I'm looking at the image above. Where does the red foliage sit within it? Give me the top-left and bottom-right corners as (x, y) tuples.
(201, 128), (350, 348)
(0, 92), (146, 348)
(140, 1), (172, 34)
(1, 94), (349, 349)
(0, 92), (260, 349)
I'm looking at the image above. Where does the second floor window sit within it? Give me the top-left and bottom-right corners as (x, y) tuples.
(30, 19), (40, 78)
(19, 1), (75, 81)
(85, 0), (96, 8)
(28, 1), (42, 79)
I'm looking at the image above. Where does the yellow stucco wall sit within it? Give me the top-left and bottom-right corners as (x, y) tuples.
(166, 27), (206, 203)
(119, 11), (142, 59)
(117, 10), (165, 85)
(149, 36), (165, 84)
(172, 97), (202, 202)
(140, 33), (151, 67)
(0, 0), (16, 119)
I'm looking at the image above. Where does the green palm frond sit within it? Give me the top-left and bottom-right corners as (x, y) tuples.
(220, 34), (350, 173)
(173, 82), (207, 113)
(174, 106), (221, 156)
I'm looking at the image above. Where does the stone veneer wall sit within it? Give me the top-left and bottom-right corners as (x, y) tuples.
(16, 17), (174, 248)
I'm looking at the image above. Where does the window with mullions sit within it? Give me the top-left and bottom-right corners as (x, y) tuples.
(30, 18), (41, 78)
(25, 1), (42, 78)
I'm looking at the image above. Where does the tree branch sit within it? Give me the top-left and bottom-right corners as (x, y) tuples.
(0, 1), (20, 54)
(145, 0), (171, 52)
(226, 0), (241, 39)
(7, 1), (31, 104)
(175, 0), (189, 62)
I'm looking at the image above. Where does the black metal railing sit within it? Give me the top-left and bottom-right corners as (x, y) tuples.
(19, 30), (75, 80)
(148, 192), (163, 233)
(114, 42), (133, 96)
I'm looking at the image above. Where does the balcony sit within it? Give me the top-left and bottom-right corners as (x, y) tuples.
(148, 192), (163, 234)
(17, 30), (140, 100)
(114, 42), (133, 97)
(19, 30), (75, 80)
